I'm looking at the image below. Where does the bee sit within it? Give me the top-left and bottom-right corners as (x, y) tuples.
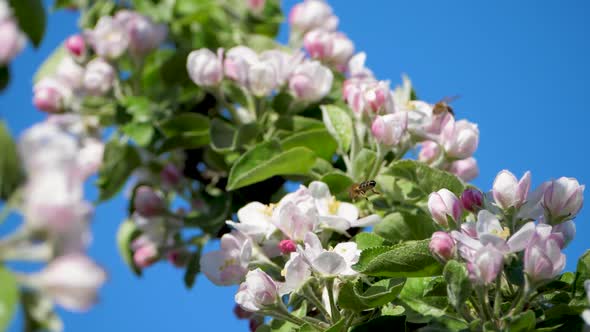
(349, 180), (381, 201)
(432, 96), (460, 116)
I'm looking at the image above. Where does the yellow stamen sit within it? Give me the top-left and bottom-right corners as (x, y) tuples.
(219, 258), (237, 271)
(490, 227), (511, 240)
(262, 203), (276, 217)
(328, 196), (341, 215)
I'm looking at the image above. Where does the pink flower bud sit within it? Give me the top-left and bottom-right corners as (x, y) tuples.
(259, 50), (303, 86)
(29, 254), (107, 311)
(524, 238), (565, 284)
(440, 118), (479, 159)
(289, 60), (333, 102)
(448, 157), (479, 182)
(289, 0), (338, 33)
(133, 186), (165, 217)
(224, 46), (258, 85)
(187, 48), (223, 87)
(247, 0), (266, 14)
(83, 58), (115, 95)
(133, 242), (159, 268)
(85, 16), (129, 59)
(233, 304), (253, 320)
(304, 29), (333, 60)
(160, 164), (183, 188)
(371, 112), (408, 146)
(492, 170), (531, 210)
(428, 189), (462, 227)
(418, 141), (441, 164)
(114, 10), (167, 56)
(247, 59), (279, 96)
(64, 34), (86, 57)
(0, 20), (25, 65)
(460, 188), (484, 212)
(278, 239), (297, 254)
(429, 231), (455, 262)
(543, 177), (584, 222)
(33, 78), (71, 113)
(235, 269), (279, 312)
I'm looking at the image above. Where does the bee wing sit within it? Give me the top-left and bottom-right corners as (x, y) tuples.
(440, 95), (461, 104)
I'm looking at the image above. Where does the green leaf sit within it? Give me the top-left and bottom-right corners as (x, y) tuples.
(96, 139), (141, 201)
(245, 34), (280, 52)
(116, 220), (142, 276)
(374, 210), (438, 243)
(0, 121), (24, 200)
(321, 105), (353, 153)
(280, 129), (337, 161)
(121, 96), (152, 122)
(160, 113), (210, 136)
(324, 319), (345, 332)
(0, 66), (9, 91)
(387, 160), (465, 196)
(350, 316), (406, 332)
(506, 310), (535, 332)
(275, 115), (324, 132)
(338, 278), (405, 311)
(210, 118), (237, 152)
(159, 113), (211, 152)
(574, 250), (590, 296)
(443, 260), (471, 310)
(351, 148), (376, 181)
(122, 122), (154, 147)
(0, 267), (18, 331)
(226, 141), (316, 190)
(320, 172), (354, 195)
(183, 250), (201, 289)
(9, 0), (46, 47)
(399, 277), (447, 321)
(354, 233), (388, 250)
(354, 239), (441, 277)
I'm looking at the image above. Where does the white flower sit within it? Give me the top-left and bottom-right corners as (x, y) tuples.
(200, 231), (252, 286)
(226, 202), (277, 242)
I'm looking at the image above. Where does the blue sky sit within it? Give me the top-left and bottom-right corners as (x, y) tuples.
(2, 0), (590, 331)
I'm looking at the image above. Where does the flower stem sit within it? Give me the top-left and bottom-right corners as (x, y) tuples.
(302, 284), (332, 323)
(493, 276), (503, 317)
(325, 278), (341, 322)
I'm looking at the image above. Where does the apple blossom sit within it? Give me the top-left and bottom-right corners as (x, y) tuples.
(114, 10), (167, 56)
(0, 19), (25, 65)
(28, 254), (107, 311)
(448, 157), (479, 182)
(259, 49), (303, 85)
(428, 189), (462, 227)
(467, 245), (503, 285)
(33, 78), (72, 113)
(279, 240), (297, 255)
(83, 58), (116, 95)
(429, 231), (456, 262)
(224, 46), (258, 85)
(226, 202), (277, 242)
(371, 112), (408, 146)
(187, 48), (224, 87)
(304, 30), (354, 67)
(235, 269), (279, 312)
(133, 240), (159, 268)
(524, 237), (565, 284)
(289, 60), (333, 102)
(440, 118), (479, 159)
(299, 232), (360, 277)
(542, 177), (584, 222)
(419, 141), (441, 164)
(289, 0), (338, 33)
(201, 231), (252, 286)
(492, 170), (531, 210)
(85, 15), (129, 59)
(56, 56), (85, 90)
(247, 58), (279, 96)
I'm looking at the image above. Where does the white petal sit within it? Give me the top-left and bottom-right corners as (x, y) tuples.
(312, 252), (346, 275)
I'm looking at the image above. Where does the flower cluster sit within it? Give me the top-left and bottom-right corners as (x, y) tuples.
(200, 181), (379, 327)
(3, 115), (107, 311)
(33, 9), (167, 113)
(428, 170), (584, 324)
